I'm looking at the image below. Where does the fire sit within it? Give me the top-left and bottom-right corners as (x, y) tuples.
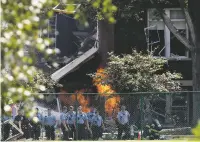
(105, 96), (120, 117)
(76, 90), (90, 113)
(59, 89), (90, 113)
(93, 68), (120, 117)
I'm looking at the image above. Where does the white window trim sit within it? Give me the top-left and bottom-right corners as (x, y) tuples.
(147, 8), (191, 60)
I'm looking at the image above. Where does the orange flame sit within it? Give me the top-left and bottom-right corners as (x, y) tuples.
(76, 90), (90, 113)
(59, 89), (90, 113)
(93, 68), (120, 117)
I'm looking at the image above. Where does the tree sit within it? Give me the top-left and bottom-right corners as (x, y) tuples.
(149, 0), (200, 125)
(92, 51), (182, 124)
(1, 0), (118, 116)
(112, 0), (200, 125)
(93, 51), (181, 93)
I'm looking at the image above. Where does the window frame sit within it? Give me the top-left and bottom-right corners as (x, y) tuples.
(147, 8), (190, 60)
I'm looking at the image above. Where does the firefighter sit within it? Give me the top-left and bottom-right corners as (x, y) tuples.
(91, 110), (104, 140)
(31, 108), (43, 140)
(66, 106), (76, 140)
(14, 109), (31, 139)
(148, 119), (162, 140)
(117, 105), (130, 140)
(44, 108), (57, 140)
(60, 106), (69, 140)
(76, 106), (91, 140)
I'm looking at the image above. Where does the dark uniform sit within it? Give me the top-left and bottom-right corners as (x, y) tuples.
(117, 110), (130, 140)
(14, 114), (31, 139)
(91, 114), (104, 140)
(31, 112), (43, 140)
(44, 114), (56, 140)
(60, 112), (69, 140)
(144, 119), (162, 140)
(1, 115), (11, 141)
(76, 112), (88, 140)
(66, 111), (76, 140)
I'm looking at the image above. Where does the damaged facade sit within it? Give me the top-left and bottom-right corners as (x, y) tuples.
(37, 4), (193, 127)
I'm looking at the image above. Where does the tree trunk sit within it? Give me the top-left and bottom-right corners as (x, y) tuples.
(97, 20), (114, 118)
(165, 94), (172, 124)
(98, 20), (114, 67)
(191, 47), (200, 125)
(189, 0), (200, 126)
(144, 98), (152, 124)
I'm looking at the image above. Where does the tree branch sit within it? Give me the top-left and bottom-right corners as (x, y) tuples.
(149, 0), (194, 51)
(151, 109), (165, 118)
(179, 0), (196, 46)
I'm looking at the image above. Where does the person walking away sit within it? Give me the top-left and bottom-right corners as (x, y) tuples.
(117, 105), (130, 140)
(76, 106), (91, 140)
(44, 108), (57, 140)
(31, 108), (43, 140)
(66, 106), (76, 140)
(8, 99), (18, 120)
(60, 106), (69, 140)
(14, 109), (31, 139)
(91, 110), (105, 140)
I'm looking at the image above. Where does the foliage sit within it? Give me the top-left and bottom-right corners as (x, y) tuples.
(1, 0), (59, 114)
(1, 0), (118, 115)
(25, 71), (62, 92)
(53, 0), (117, 24)
(92, 50), (182, 92)
(113, 0), (173, 21)
(192, 121), (200, 139)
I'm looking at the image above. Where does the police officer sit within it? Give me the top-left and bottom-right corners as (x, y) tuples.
(44, 108), (57, 140)
(14, 109), (31, 139)
(91, 110), (104, 140)
(60, 106), (69, 140)
(31, 108), (43, 140)
(87, 107), (96, 139)
(117, 105), (130, 140)
(87, 107), (96, 126)
(76, 106), (91, 140)
(66, 106), (76, 140)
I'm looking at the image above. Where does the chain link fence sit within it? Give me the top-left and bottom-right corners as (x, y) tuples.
(2, 91), (200, 140)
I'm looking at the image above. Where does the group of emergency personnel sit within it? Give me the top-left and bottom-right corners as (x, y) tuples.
(2, 103), (161, 141)
(1, 104), (106, 141)
(59, 105), (105, 140)
(1, 106), (44, 141)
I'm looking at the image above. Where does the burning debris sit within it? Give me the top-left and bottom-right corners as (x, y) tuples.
(93, 68), (120, 117)
(59, 89), (90, 112)
(58, 68), (120, 117)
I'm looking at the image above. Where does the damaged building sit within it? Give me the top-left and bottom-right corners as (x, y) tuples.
(36, 3), (193, 128)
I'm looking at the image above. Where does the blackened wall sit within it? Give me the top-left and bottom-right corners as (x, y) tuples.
(56, 14), (93, 57)
(59, 53), (101, 92)
(167, 60), (192, 80)
(56, 14), (77, 57)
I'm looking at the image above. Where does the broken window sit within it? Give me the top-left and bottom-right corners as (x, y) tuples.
(147, 9), (190, 58)
(148, 30), (165, 56)
(170, 30), (186, 56)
